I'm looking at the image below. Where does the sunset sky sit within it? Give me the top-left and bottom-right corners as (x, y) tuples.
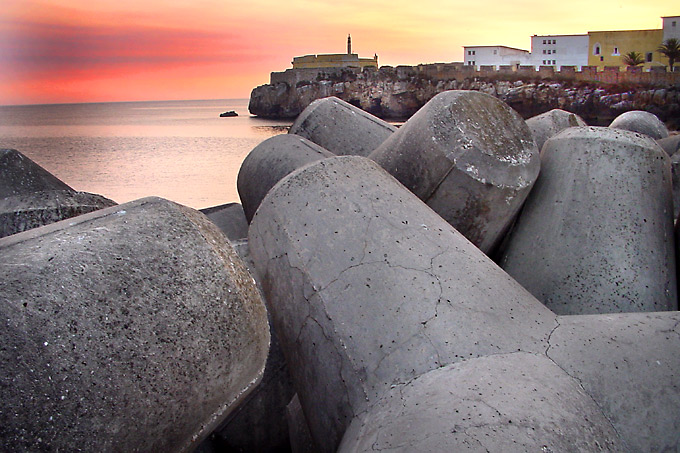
(0, 0), (676, 105)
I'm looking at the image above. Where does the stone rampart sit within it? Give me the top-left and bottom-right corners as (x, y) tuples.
(271, 63), (680, 87)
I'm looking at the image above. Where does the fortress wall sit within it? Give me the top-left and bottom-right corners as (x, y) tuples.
(271, 63), (680, 87)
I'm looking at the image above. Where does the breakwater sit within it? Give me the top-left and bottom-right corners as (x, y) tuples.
(249, 64), (680, 127)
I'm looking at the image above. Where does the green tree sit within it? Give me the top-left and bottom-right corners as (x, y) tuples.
(657, 38), (680, 71)
(622, 51), (644, 67)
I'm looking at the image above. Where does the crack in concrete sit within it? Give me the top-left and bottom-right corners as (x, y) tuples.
(543, 324), (627, 449)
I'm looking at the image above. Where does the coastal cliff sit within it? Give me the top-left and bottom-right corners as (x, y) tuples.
(249, 66), (680, 127)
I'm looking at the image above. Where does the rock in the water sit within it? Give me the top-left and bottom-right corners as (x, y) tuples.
(525, 108), (587, 152)
(609, 110), (670, 140)
(339, 353), (624, 452)
(289, 96), (397, 157)
(499, 126), (676, 314)
(0, 149), (116, 237)
(369, 90), (540, 254)
(0, 197), (270, 452)
(200, 202), (249, 241)
(237, 134), (334, 223)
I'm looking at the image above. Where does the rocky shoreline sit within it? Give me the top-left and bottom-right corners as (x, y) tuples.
(249, 67), (680, 128)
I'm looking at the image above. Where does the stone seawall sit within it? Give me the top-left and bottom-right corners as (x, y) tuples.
(249, 66), (680, 127)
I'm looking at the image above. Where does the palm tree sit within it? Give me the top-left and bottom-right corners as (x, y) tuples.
(622, 51), (644, 67)
(657, 38), (680, 71)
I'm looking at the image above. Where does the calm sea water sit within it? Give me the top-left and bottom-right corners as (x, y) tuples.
(0, 99), (292, 209)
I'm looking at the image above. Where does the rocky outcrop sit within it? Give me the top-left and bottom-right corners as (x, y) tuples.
(249, 67), (680, 127)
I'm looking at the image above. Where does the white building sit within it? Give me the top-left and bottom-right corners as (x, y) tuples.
(663, 16), (680, 41)
(530, 34), (589, 69)
(463, 46), (530, 69)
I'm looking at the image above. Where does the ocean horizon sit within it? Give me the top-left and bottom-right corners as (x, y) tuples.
(0, 98), (292, 209)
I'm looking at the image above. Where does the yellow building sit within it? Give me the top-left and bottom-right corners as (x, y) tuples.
(587, 29), (664, 70)
(291, 35), (378, 69)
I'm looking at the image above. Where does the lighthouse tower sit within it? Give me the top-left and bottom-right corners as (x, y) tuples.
(347, 34), (352, 54)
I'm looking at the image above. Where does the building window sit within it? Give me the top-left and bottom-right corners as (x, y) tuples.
(600, 56), (604, 61)
(547, 50), (551, 54)
(472, 50), (476, 55)
(673, 21), (677, 27)
(553, 60), (556, 65)
(646, 52), (653, 62)
(553, 49), (557, 54)
(594, 44), (601, 55)
(543, 40), (546, 44)
(612, 47), (619, 56)
(543, 49), (546, 54)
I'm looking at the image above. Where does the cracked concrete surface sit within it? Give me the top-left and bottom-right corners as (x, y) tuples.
(338, 353), (624, 452)
(248, 154), (680, 452)
(369, 90), (540, 254)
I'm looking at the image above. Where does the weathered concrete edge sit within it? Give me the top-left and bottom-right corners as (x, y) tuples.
(0, 196), (270, 451)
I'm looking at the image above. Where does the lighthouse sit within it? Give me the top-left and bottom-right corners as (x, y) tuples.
(347, 34), (352, 54)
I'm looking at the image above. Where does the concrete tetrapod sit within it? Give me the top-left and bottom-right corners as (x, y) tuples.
(248, 155), (628, 452)
(547, 312), (680, 452)
(0, 197), (270, 452)
(369, 90), (540, 254)
(499, 126), (676, 315)
(200, 202), (249, 241)
(0, 148), (73, 197)
(237, 134), (334, 223)
(525, 108), (587, 152)
(288, 96), (397, 157)
(609, 110), (669, 140)
(339, 353), (623, 452)
(1, 149), (116, 237)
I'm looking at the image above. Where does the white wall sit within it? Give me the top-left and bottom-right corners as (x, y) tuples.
(663, 16), (680, 41)
(463, 46), (531, 69)
(530, 34), (589, 69)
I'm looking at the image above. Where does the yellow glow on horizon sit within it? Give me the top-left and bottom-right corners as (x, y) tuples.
(0, 0), (677, 104)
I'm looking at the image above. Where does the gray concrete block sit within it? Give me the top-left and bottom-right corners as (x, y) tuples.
(288, 96), (396, 157)
(548, 312), (680, 452)
(200, 202), (249, 241)
(500, 126), (676, 315)
(339, 353), (624, 452)
(207, 239), (296, 453)
(609, 110), (670, 140)
(249, 155), (556, 451)
(237, 134), (334, 223)
(525, 108), (587, 152)
(287, 394), (319, 453)
(0, 190), (116, 238)
(0, 197), (270, 452)
(657, 134), (680, 157)
(671, 151), (680, 224)
(1, 149), (116, 237)
(369, 90), (540, 254)
(1, 148), (73, 198)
